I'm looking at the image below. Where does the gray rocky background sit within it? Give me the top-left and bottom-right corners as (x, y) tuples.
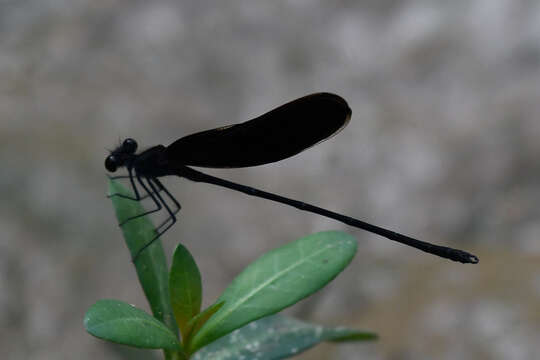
(1, 1), (539, 359)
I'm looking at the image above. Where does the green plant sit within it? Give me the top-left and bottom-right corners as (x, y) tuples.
(84, 179), (377, 359)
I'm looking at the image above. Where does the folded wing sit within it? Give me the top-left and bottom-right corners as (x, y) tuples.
(165, 93), (351, 168)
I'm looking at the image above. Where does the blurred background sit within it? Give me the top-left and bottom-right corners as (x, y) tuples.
(1, 1), (539, 359)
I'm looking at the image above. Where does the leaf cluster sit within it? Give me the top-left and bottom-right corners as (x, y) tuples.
(84, 179), (376, 359)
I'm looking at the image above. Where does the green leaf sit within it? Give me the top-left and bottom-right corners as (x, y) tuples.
(84, 299), (181, 350)
(189, 231), (357, 352)
(108, 179), (179, 343)
(169, 243), (202, 337)
(192, 315), (377, 360)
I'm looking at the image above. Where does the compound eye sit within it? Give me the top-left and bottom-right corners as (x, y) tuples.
(123, 138), (138, 154)
(105, 155), (118, 172)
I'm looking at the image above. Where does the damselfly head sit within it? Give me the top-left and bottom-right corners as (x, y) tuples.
(105, 138), (138, 172)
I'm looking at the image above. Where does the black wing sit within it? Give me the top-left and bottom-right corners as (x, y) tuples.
(165, 92), (351, 168)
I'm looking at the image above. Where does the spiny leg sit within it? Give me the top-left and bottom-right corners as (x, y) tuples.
(118, 174), (163, 226)
(132, 179), (178, 262)
(147, 178), (178, 233)
(107, 173), (164, 201)
(107, 168), (143, 202)
(152, 178), (181, 232)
